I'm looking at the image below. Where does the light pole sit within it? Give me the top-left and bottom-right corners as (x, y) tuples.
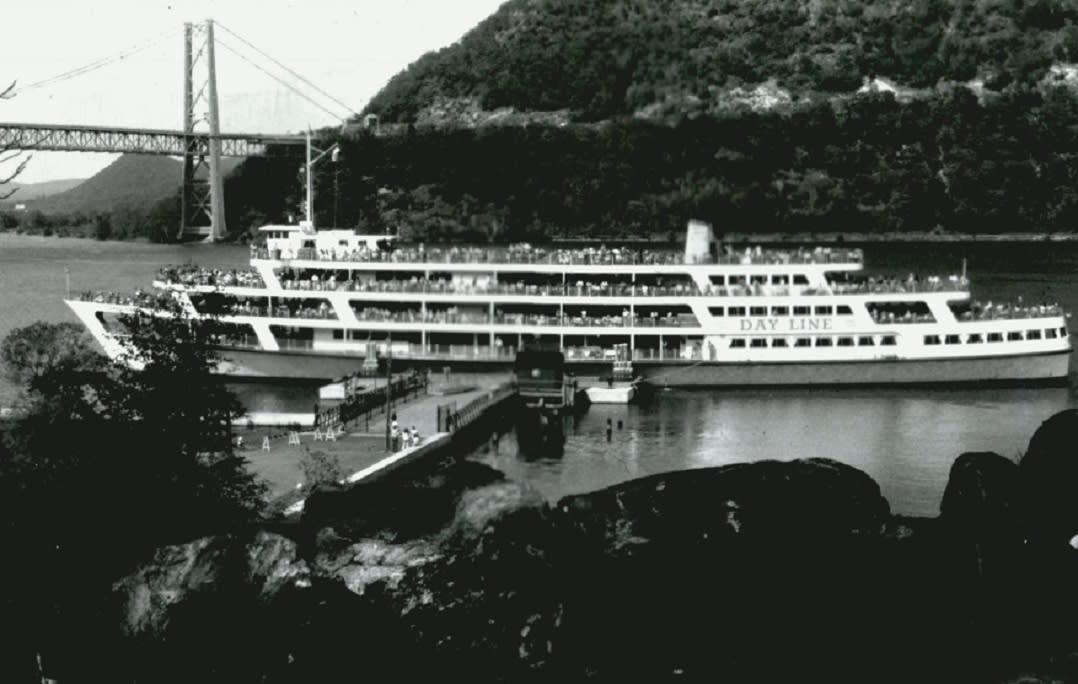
(304, 130), (340, 229)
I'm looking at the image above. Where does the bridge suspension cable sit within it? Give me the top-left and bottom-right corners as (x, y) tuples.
(214, 36), (351, 122)
(215, 21), (359, 120)
(10, 27), (180, 97)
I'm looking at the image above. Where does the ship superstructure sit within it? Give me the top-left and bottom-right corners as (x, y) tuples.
(67, 220), (1072, 385)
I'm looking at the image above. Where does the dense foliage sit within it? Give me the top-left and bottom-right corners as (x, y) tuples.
(365, 0), (1078, 122)
(0, 304), (266, 678)
(299, 87), (1078, 239)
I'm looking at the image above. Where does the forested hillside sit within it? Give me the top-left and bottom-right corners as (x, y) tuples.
(365, 0), (1078, 123)
(314, 87), (1078, 240)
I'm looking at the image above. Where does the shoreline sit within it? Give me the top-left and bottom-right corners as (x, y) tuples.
(3, 228), (1076, 247)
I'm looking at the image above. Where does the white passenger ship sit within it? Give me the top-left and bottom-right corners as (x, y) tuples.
(67, 220), (1071, 386)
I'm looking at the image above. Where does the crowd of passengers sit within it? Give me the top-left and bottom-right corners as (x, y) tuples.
(869, 310), (935, 324)
(960, 301), (1063, 320)
(79, 290), (160, 307)
(346, 306), (695, 327)
(828, 274), (968, 294)
(218, 300), (336, 319)
(158, 265), (264, 288)
(254, 241), (862, 266)
(274, 271), (970, 298)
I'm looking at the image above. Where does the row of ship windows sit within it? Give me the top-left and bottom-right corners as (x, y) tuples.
(923, 328), (1065, 345)
(727, 327), (1067, 349)
(731, 336), (896, 348)
(710, 274), (810, 286)
(711, 305), (854, 317)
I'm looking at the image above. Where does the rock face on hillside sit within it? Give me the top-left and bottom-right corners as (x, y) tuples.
(99, 411), (1078, 682)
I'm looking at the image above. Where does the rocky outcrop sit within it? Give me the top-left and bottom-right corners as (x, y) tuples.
(94, 410), (1078, 682)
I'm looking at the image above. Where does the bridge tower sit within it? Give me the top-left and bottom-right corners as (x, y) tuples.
(180, 20), (227, 241)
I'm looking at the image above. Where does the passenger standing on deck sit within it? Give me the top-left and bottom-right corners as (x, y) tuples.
(391, 413), (400, 450)
(411, 426), (420, 446)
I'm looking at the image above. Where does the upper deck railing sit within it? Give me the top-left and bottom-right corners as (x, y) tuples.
(155, 268), (969, 298)
(251, 244), (864, 267)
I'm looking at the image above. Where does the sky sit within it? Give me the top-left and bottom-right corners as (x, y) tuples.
(1, 0), (507, 183)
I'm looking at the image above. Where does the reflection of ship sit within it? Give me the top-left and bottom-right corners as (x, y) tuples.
(585, 344), (637, 404)
(67, 219), (1071, 386)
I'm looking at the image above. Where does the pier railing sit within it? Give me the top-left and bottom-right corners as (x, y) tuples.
(441, 382), (516, 432)
(315, 371), (427, 429)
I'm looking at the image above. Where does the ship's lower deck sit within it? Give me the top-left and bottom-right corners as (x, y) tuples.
(217, 347), (1072, 387)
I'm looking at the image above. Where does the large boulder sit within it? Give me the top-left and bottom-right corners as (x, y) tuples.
(299, 460), (505, 544)
(1021, 410), (1078, 547)
(1018, 410), (1078, 658)
(940, 451), (1024, 587)
(552, 458), (898, 681)
(938, 452), (1028, 675)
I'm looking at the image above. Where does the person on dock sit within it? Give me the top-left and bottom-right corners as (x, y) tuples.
(411, 425), (420, 446)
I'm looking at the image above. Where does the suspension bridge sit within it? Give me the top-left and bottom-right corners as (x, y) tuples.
(0, 19), (372, 241)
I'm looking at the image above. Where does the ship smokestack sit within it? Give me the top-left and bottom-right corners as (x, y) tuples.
(684, 219), (717, 264)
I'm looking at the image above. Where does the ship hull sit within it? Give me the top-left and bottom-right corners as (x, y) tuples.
(218, 347), (1071, 387)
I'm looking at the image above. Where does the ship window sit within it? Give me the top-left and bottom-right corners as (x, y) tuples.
(815, 337), (833, 347)
(924, 335), (941, 345)
(729, 275), (746, 286)
(793, 275), (809, 285)
(751, 275), (767, 284)
(771, 306), (789, 316)
(988, 333), (1003, 343)
(1027, 329), (1042, 340)
(795, 338), (812, 347)
(945, 335), (961, 345)
(730, 339), (746, 348)
(771, 274), (789, 285)
(708, 307), (724, 316)
(303, 240), (315, 248)
(837, 337), (854, 347)
(814, 305), (833, 315)
(1046, 328), (1058, 339)
(771, 338), (788, 348)
(728, 306), (746, 316)
(880, 336), (897, 346)
(1007, 331), (1023, 341)
(709, 275), (725, 286)
(750, 338), (767, 348)
(332, 329), (345, 340)
(858, 336), (874, 346)
(349, 330), (365, 340)
(967, 334), (983, 343)
(793, 306), (811, 316)
(836, 305), (853, 315)
(750, 306), (768, 316)
(1061, 327), (1068, 337)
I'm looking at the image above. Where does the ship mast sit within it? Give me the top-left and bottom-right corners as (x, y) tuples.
(304, 130), (341, 231)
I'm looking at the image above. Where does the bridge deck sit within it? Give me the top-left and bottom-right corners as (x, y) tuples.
(0, 122), (305, 157)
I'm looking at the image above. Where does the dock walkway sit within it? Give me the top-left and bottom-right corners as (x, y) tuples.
(279, 373), (514, 515)
(243, 372), (511, 504)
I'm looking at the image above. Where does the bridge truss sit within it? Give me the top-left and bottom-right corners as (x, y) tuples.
(0, 122), (303, 157)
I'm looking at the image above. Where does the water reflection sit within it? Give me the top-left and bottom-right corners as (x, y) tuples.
(471, 386), (1075, 517)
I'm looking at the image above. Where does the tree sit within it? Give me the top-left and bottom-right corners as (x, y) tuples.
(93, 213), (112, 240)
(0, 81), (28, 200)
(0, 300), (267, 680)
(1, 321), (100, 386)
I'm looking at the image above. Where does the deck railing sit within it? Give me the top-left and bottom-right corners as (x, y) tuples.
(253, 245), (864, 266)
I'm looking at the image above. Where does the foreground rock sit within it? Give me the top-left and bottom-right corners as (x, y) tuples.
(94, 411), (1078, 682)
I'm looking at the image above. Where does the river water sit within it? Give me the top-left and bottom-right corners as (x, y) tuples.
(2, 233), (1076, 516)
